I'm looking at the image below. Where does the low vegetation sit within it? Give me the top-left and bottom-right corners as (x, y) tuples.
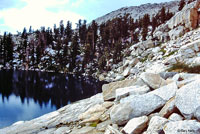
(168, 62), (200, 73)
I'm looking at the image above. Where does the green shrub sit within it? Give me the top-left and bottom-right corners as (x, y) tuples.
(159, 48), (166, 55)
(163, 50), (178, 58)
(167, 62), (200, 73)
(140, 55), (148, 63)
(89, 122), (98, 127)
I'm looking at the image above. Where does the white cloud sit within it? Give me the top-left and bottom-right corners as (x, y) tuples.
(71, 0), (84, 8)
(0, 0), (85, 33)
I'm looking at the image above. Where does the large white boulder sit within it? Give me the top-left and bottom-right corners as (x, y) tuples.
(122, 116), (148, 134)
(102, 79), (137, 101)
(175, 79), (200, 119)
(146, 116), (168, 134)
(120, 82), (177, 118)
(140, 72), (167, 89)
(110, 102), (133, 125)
(163, 120), (200, 134)
(115, 85), (150, 101)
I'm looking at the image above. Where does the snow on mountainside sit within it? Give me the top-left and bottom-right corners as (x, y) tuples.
(94, 0), (180, 25)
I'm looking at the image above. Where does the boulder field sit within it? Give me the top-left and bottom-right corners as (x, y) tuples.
(1, 72), (200, 134)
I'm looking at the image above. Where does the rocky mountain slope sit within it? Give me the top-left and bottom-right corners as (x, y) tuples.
(94, 0), (179, 25)
(99, 0), (200, 82)
(1, 0), (200, 134)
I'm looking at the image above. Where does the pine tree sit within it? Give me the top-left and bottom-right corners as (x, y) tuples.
(62, 38), (69, 69)
(22, 27), (27, 39)
(179, 0), (185, 11)
(36, 45), (41, 64)
(29, 26), (32, 33)
(65, 21), (73, 42)
(91, 20), (98, 56)
(69, 33), (80, 72)
(53, 24), (59, 40)
(151, 16), (157, 34)
(142, 14), (150, 40)
(121, 14), (130, 40)
(3, 32), (6, 66)
(59, 20), (64, 36)
(6, 33), (13, 65)
(113, 41), (122, 64)
(30, 42), (35, 66)
(166, 9), (174, 21)
(79, 20), (87, 44)
(160, 7), (166, 24)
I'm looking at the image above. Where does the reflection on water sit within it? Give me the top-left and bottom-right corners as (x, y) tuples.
(0, 69), (106, 128)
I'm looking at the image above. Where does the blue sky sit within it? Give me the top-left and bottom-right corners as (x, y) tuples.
(0, 0), (173, 34)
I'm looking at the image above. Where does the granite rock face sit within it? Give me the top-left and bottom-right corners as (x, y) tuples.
(102, 79), (137, 101)
(175, 79), (200, 119)
(122, 116), (148, 134)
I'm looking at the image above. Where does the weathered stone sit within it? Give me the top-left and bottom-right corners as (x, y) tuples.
(164, 55), (178, 65)
(191, 57), (200, 67)
(123, 67), (131, 77)
(166, 1), (199, 30)
(102, 79), (137, 101)
(159, 72), (178, 80)
(130, 68), (139, 75)
(120, 82), (177, 119)
(163, 120), (200, 134)
(159, 97), (176, 118)
(172, 73), (199, 82)
(123, 60), (130, 67)
(146, 116), (168, 133)
(37, 128), (57, 134)
(115, 85), (150, 101)
(129, 58), (139, 67)
(152, 47), (161, 53)
(122, 116), (148, 134)
(143, 39), (155, 49)
(102, 102), (114, 109)
(54, 127), (71, 134)
(99, 74), (105, 81)
(195, 106), (200, 121)
(79, 104), (106, 121)
(114, 75), (125, 81)
(168, 25), (184, 40)
(149, 82), (177, 101)
(168, 113), (183, 121)
(96, 120), (112, 132)
(70, 126), (95, 134)
(121, 93), (165, 118)
(104, 125), (122, 134)
(148, 113), (160, 124)
(110, 102), (133, 125)
(140, 72), (167, 89)
(78, 102), (112, 124)
(175, 79), (200, 119)
(179, 39), (200, 58)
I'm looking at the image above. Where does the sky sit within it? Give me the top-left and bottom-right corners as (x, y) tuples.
(0, 0), (173, 34)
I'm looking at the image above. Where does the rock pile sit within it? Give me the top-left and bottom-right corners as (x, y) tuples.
(99, 0), (200, 82)
(1, 72), (200, 134)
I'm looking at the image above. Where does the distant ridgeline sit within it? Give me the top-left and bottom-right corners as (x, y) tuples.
(0, 0), (192, 75)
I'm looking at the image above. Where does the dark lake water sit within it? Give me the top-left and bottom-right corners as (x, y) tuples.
(0, 70), (106, 129)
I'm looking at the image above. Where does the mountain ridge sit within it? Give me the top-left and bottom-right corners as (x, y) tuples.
(93, 0), (180, 25)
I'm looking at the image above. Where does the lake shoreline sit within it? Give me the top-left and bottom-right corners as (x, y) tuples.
(0, 69), (106, 130)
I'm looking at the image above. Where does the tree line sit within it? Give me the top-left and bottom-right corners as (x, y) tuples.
(0, 6), (176, 74)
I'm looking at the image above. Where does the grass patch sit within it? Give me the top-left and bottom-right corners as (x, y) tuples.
(163, 50), (178, 58)
(159, 48), (167, 55)
(167, 62), (200, 73)
(140, 56), (148, 63)
(89, 122), (98, 127)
